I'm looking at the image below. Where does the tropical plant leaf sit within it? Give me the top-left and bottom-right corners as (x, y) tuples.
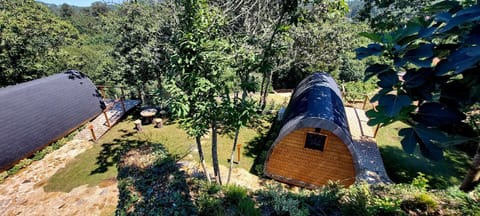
(417, 138), (444, 161)
(440, 5), (480, 33)
(404, 44), (434, 59)
(398, 128), (417, 154)
(355, 43), (383, 60)
(414, 124), (471, 148)
(413, 102), (465, 127)
(377, 71), (399, 89)
(359, 32), (382, 43)
(378, 94), (412, 117)
(403, 68), (431, 88)
(365, 107), (394, 126)
(434, 12), (452, 22)
(364, 64), (393, 81)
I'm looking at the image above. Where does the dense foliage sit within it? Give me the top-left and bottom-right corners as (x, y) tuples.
(0, 0), (78, 86)
(357, 1), (480, 191)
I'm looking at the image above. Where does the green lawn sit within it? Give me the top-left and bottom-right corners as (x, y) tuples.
(45, 116), (259, 192)
(375, 122), (471, 189)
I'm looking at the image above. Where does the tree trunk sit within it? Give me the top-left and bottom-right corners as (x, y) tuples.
(196, 136), (211, 183)
(211, 121), (222, 185)
(260, 72), (266, 107)
(460, 142), (480, 192)
(261, 70), (273, 110)
(227, 127), (240, 185)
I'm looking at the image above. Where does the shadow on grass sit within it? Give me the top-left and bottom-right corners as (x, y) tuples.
(380, 145), (470, 189)
(90, 132), (138, 175)
(244, 115), (283, 176)
(115, 142), (197, 215)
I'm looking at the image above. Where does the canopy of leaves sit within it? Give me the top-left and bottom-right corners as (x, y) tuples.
(358, 0), (431, 31)
(357, 2), (480, 160)
(0, 0), (78, 87)
(107, 1), (171, 91)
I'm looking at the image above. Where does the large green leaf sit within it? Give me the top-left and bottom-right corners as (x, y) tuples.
(378, 94), (412, 117)
(398, 128), (417, 154)
(414, 124), (472, 148)
(377, 71), (399, 89)
(365, 107), (394, 126)
(440, 5), (480, 33)
(364, 64), (393, 81)
(413, 102), (465, 127)
(355, 43), (383, 60)
(403, 68), (432, 88)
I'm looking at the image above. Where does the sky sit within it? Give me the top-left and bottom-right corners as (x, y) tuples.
(37, 0), (124, 7)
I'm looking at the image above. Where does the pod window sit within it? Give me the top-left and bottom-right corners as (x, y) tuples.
(305, 131), (327, 151)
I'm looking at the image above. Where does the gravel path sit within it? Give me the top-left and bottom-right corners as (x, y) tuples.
(345, 107), (392, 184)
(0, 140), (118, 216)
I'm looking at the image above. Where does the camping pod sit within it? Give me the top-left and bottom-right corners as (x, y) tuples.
(264, 72), (359, 188)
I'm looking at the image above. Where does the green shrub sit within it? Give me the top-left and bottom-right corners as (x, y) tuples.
(238, 198), (260, 216)
(257, 184), (309, 216)
(197, 193), (225, 216)
(342, 78), (377, 102)
(306, 182), (343, 214)
(411, 173), (429, 191)
(340, 183), (371, 216)
(369, 196), (404, 215)
(224, 184), (248, 204)
(272, 194), (309, 216)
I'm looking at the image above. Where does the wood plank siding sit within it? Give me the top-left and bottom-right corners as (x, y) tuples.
(265, 128), (355, 187)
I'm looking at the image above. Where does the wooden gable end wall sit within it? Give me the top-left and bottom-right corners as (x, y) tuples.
(265, 127), (355, 187)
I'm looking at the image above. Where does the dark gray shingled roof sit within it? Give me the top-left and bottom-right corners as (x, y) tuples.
(0, 70), (105, 171)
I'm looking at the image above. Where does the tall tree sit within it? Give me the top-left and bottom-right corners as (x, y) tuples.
(167, 0), (237, 184)
(59, 3), (73, 19)
(357, 1), (480, 191)
(0, 0), (78, 86)
(358, 0), (432, 31)
(109, 1), (170, 100)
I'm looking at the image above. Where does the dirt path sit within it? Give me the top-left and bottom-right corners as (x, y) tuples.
(0, 140), (118, 216)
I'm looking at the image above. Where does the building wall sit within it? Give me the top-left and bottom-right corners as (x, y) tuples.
(265, 127), (355, 187)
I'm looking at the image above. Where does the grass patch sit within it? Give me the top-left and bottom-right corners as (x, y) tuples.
(375, 122), (471, 188)
(45, 115), (259, 192)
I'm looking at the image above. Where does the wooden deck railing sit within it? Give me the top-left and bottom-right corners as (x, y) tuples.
(343, 93), (381, 138)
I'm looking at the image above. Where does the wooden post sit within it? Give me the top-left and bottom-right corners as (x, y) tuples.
(373, 124), (381, 138)
(134, 120), (143, 132)
(237, 144), (242, 163)
(88, 125), (96, 141)
(103, 110), (111, 128)
(362, 95), (369, 110)
(120, 87), (126, 113)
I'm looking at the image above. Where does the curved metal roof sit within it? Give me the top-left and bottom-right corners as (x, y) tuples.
(0, 70), (105, 171)
(265, 72), (361, 178)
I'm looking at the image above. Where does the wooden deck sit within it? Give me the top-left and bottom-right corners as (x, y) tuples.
(74, 99), (140, 141)
(345, 107), (375, 139)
